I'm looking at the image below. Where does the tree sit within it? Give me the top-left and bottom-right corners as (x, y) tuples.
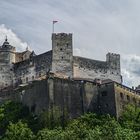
(119, 104), (140, 131)
(3, 121), (34, 140)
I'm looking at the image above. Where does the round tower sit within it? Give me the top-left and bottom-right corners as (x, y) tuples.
(0, 37), (15, 89)
(0, 37), (16, 64)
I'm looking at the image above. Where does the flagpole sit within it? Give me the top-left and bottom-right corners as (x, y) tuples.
(52, 22), (54, 33)
(52, 21), (58, 33)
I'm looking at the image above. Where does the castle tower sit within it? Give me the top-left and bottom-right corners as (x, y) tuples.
(0, 38), (16, 89)
(51, 33), (73, 77)
(0, 37), (16, 64)
(106, 53), (122, 83)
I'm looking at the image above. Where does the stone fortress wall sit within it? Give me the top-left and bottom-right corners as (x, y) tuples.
(0, 33), (122, 90)
(0, 75), (139, 119)
(73, 53), (122, 83)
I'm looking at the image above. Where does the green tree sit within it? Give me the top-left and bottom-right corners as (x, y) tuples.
(3, 121), (34, 140)
(119, 104), (140, 131)
(39, 106), (68, 129)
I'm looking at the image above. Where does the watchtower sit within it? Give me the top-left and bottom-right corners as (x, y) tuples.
(51, 33), (73, 77)
(106, 53), (122, 83)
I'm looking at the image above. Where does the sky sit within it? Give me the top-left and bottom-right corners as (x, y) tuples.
(0, 0), (140, 87)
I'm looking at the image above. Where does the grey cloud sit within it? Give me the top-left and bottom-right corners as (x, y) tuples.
(0, 0), (140, 86)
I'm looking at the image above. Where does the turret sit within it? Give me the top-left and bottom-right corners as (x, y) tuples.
(0, 37), (16, 64)
(106, 53), (120, 74)
(51, 33), (73, 77)
(106, 53), (122, 83)
(0, 37), (15, 89)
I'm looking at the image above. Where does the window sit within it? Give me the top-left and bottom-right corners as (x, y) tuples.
(61, 56), (63, 59)
(66, 43), (69, 47)
(101, 91), (107, 96)
(127, 95), (130, 101)
(26, 77), (28, 82)
(32, 76), (34, 80)
(133, 98), (136, 103)
(39, 73), (41, 77)
(120, 92), (124, 99)
(60, 48), (63, 51)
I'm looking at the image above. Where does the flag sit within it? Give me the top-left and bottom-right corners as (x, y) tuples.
(53, 20), (58, 24)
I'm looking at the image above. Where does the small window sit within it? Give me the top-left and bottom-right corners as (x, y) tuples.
(101, 91), (107, 96)
(127, 95), (130, 101)
(32, 76), (34, 80)
(133, 98), (136, 103)
(66, 43), (69, 47)
(26, 77), (28, 82)
(39, 73), (41, 77)
(60, 48), (63, 51)
(120, 92), (124, 99)
(61, 56), (63, 59)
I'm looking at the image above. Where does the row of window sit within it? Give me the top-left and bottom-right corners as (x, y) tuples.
(120, 92), (140, 104)
(116, 84), (137, 94)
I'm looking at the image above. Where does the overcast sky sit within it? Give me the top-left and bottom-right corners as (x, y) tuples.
(0, 0), (140, 87)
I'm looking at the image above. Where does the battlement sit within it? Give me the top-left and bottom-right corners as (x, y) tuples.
(106, 52), (120, 61)
(52, 33), (72, 40)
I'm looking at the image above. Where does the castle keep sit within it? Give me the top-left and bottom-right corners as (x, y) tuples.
(0, 33), (139, 118)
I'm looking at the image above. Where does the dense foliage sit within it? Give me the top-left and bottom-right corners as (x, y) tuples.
(0, 101), (140, 140)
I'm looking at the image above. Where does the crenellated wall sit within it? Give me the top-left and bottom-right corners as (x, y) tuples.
(73, 54), (122, 83)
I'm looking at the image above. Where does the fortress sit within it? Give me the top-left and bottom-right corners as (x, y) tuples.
(0, 33), (122, 89)
(0, 33), (139, 119)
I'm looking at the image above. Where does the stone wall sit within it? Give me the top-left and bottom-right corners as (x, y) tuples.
(73, 54), (122, 83)
(95, 82), (117, 116)
(14, 51), (52, 86)
(0, 77), (98, 118)
(0, 77), (139, 119)
(114, 83), (140, 118)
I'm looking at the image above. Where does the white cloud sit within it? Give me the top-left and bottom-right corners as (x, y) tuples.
(0, 24), (29, 51)
(121, 54), (140, 87)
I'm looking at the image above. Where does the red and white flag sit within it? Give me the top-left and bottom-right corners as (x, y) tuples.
(53, 20), (58, 24)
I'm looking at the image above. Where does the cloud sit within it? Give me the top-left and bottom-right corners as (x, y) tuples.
(0, 24), (29, 51)
(121, 54), (140, 87)
(0, 0), (140, 87)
